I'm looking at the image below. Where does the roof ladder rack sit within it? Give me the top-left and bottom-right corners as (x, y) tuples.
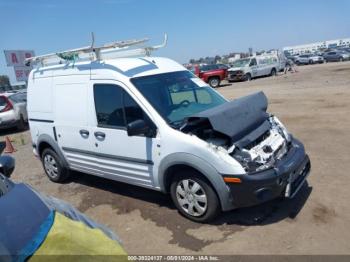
(25, 33), (168, 67)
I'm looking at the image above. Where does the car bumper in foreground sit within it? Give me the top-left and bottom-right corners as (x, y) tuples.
(0, 119), (18, 130)
(223, 138), (311, 208)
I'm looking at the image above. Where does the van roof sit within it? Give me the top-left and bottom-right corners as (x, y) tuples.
(32, 56), (185, 79)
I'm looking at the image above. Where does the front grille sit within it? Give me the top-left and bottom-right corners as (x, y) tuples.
(229, 71), (241, 77)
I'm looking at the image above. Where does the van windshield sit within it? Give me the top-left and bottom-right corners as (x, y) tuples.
(131, 71), (227, 127)
(231, 59), (250, 67)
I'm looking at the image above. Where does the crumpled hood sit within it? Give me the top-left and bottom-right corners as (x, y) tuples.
(182, 92), (269, 142)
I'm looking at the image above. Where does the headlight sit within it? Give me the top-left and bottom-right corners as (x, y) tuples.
(270, 116), (291, 142)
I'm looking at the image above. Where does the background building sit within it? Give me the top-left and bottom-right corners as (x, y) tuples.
(283, 38), (350, 55)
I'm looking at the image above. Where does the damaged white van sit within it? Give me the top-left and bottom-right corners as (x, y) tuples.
(27, 37), (310, 222)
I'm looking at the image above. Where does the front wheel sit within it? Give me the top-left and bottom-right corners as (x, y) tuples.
(270, 68), (277, 76)
(244, 73), (251, 81)
(42, 148), (70, 182)
(170, 171), (221, 223)
(208, 77), (220, 88)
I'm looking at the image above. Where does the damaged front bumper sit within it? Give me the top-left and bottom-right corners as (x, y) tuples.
(222, 137), (311, 208)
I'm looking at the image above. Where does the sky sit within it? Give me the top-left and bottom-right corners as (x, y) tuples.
(1, 0), (350, 84)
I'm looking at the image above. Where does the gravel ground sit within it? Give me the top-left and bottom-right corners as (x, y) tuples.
(2, 61), (350, 255)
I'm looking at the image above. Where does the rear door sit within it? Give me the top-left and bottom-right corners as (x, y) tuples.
(87, 81), (158, 188)
(53, 80), (96, 168)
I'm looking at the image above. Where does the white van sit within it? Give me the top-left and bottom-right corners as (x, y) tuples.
(228, 55), (282, 82)
(27, 42), (310, 222)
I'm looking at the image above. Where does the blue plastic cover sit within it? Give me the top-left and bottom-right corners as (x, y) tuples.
(0, 184), (51, 261)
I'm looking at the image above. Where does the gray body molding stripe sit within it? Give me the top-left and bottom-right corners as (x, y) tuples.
(62, 147), (154, 165)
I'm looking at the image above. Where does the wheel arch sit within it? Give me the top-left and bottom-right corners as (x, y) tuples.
(158, 153), (234, 211)
(37, 134), (69, 168)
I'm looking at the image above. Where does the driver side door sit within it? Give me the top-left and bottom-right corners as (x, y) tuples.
(87, 81), (158, 189)
(249, 58), (258, 77)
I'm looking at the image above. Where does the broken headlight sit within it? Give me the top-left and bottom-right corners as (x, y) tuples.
(270, 116), (291, 142)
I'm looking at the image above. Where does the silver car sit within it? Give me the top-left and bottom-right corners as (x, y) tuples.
(295, 54), (324, 65)
(0, 91), (28, 130)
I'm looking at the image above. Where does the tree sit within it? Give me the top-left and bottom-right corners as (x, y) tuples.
(0, 75), (11, 87)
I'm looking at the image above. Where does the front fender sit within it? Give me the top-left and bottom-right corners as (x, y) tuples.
(158, 152), (235, 211)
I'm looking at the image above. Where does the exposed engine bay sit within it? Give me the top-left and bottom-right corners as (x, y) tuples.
(180, 92), (291, 172)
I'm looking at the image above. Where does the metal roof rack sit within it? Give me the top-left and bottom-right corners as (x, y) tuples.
(25, 33), (168, 67)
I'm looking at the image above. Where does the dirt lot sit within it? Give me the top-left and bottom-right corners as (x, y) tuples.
(3, 61), (350, 255)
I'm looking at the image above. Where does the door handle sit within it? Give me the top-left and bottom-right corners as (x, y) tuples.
(79, 129), (89, 138)
(94, 131), (106, 140)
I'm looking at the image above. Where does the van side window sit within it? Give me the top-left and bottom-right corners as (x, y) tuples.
(123, 91), (144, 124)
(93, 84), (125, 128)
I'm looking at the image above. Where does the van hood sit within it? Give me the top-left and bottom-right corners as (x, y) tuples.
(181, 91), (269, 143)
(228, 66), (247, 72)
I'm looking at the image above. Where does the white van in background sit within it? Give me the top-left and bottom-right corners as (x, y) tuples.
(228, 53), (285, 82)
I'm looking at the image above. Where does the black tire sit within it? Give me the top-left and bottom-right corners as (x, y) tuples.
(17, 115), (26, 131)
(208, 77), (220, 88)
(244, 73), (251, 81)
(41, 148), (70, 182)
(270, 68), (277, 76)
(170, 170), (221, 223)
(309, 60), (313, 65)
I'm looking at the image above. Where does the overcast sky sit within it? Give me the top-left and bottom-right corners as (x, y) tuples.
(1, 0), (350, 84)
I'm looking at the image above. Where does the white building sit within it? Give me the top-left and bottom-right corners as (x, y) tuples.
(283, 38), (350, 55)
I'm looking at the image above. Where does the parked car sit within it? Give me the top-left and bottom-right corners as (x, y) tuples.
(323, 50), (350, 62)
(227, 56), (279, 82)
(295, 54), (324, 65)
(28, 56), (311, 222)
(0, 91), (28, 130)
(191, 64), (228, 88)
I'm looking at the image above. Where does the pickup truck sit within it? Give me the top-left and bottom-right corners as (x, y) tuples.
(191, 64), (228, 88)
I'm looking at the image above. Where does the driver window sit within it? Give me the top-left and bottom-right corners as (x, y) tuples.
(249, 59), (257, 66)
(123, 91), (145, 124)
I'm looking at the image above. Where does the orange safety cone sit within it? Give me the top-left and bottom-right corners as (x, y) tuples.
(4, 136), (16, 153)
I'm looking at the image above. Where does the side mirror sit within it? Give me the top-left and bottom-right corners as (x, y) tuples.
(0, 155), (15, 178)
(127, 119), (151, 137)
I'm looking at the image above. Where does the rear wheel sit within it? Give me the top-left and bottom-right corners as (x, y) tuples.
(42, 148), (70, 182)
(208, 77), (220, 88)
(170, 170), (221, 222)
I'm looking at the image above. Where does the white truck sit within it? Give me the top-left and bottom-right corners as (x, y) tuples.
(26, 35), (311, 222)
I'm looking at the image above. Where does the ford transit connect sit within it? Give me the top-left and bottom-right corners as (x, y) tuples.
(27, 53), (310, 222)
